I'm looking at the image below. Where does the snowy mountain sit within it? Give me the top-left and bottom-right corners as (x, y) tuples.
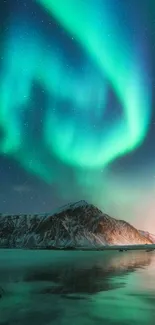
(0, 200), (153, 248)
(139, 230), (155, 244)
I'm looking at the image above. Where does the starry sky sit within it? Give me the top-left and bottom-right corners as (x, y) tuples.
(0, 0), (155, 231)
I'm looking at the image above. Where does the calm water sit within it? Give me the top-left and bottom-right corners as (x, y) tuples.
(0, 250), (155, 325)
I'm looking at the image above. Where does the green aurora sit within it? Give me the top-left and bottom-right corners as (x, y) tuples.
(0, 0), (151, 184)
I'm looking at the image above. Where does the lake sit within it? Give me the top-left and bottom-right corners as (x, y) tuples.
(0, 249), (155, 325)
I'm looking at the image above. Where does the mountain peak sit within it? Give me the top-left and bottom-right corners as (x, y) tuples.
(0, 201), (154, 248)
(52, 200), (89, 215)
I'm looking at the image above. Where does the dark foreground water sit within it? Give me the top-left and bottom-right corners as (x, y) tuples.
(0, 250), (155, 325)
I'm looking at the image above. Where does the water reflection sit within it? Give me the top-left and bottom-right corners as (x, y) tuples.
(0, 250), (155, 325)
(24, 251), (153, 295)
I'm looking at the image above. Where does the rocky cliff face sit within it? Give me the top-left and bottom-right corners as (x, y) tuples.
(139, 230), (155, 244)
(0, 200), (153, 248)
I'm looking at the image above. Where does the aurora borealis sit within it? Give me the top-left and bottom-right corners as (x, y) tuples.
(0, 0), (155, 230)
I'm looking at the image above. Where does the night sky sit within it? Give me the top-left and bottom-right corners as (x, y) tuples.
(0, 0), (155, 231)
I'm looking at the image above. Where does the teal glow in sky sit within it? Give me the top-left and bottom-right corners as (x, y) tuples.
(0, 0), (154, 229)
(37, 0), (151, 168)
(0, 0), (151, 170)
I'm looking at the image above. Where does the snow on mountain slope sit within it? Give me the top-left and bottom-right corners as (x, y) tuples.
(139, 230), (155, 244)
(0, 201), (153, 248)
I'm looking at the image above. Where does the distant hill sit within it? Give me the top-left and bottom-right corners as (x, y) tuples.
(0, 200), (153, 248)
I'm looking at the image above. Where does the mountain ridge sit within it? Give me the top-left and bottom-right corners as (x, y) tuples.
(0, 200), (154, 248)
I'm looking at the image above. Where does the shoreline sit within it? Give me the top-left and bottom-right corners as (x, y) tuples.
(0, 244), (155, 251)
